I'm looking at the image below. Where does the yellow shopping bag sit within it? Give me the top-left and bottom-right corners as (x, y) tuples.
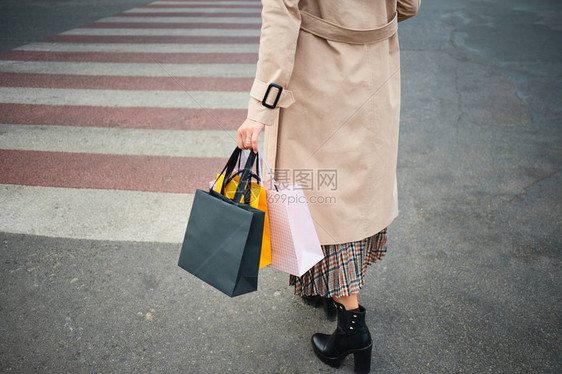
(214, 173), (272, 269)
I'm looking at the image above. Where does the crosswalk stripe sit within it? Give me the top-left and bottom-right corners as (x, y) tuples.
(15, 42), (259, 53)
(157, 0), (259, 2)
(157, 0), (260, 2)
(84, 22), (261, 29)
(42, 34), (260, 44)
(0, 51), (258, 64)
(0, 104), (245, 130)
(96, 16), (261, 23)
(0, 73), (252, 91)
(116, 12), (259, 17)
(0, 184), (194, 243)
(0, 87), (249, 108)
(0, 124), (240, 158)
(123, 7), (261, 13)
(0, 60), (256, 77)
(0, 149), (226, 193)
(153, 1), (260, 5)
(143, 3), (260, 8)
(61, 27), (261, 36)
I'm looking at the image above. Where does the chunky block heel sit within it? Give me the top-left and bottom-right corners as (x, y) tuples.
(311, 301), (373, 373)
(353, 344), (372, 374)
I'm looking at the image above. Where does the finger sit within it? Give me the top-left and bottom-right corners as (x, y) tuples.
(245, 133), (252, 149)
(237, 129), (244, 149)
(251, 129), (259, 153)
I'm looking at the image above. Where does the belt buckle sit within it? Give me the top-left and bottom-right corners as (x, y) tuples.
(261, 83), (283, 109)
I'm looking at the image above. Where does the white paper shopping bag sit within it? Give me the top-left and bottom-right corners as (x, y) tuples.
(258, 150), (324, 276)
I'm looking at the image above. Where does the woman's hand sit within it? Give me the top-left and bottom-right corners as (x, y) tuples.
(237, 118), (266, 153)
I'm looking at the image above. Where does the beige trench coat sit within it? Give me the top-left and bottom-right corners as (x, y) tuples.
(247, 0), (421, 245)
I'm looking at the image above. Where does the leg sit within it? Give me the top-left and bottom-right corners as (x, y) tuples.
(333, 293), (359, 311)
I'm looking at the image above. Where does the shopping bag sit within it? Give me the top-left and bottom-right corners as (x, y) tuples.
(214, 175), (272, 269)
(178, 149), (265, 297)
(258, 150), (324, 276)
(212, 153), (272, 269)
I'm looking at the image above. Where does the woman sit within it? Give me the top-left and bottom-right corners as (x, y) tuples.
(237, 1), (420, 373)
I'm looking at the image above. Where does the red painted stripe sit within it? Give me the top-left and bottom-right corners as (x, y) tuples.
(81, 22), (261, 29)
(0, 51), (258, 64)
(0, 104), (244, 130)
(140, 4), (260, 8)
(160, 0), (257, 2)
(0, 150), (226, 193)
(42, 34), (260, 44)
(0, 73), (253, 92)
(115, 12), (259, 17)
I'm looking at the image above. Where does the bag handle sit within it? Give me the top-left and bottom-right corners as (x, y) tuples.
(223, 168), (260, 205)
(258, 149), (279, 192)
(221, 147), (261, 196)
(220, 147), (261, 204)
(233, 150), (258, 204)
(209, 147), (258, 194)
(223, 169), (261, 186)
(210, 147), (242, 192)
(209, 147), (260, 204)
(237, 148), (246, 170)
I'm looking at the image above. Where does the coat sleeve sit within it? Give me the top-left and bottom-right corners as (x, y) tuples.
(397, 0), (421, 22)
(246, 0), (301, 127)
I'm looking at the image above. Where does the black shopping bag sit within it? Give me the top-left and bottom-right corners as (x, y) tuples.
(178, 149), (265, 297)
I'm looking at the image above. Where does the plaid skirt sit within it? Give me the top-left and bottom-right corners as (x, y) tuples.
(289, 228), (388, 298)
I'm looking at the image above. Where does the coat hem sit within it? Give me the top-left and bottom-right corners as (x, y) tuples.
(317, 210), (398, 246)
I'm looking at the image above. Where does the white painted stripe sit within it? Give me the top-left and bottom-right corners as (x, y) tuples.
(150, 1), (259, 5)
(15, 42), (259, 53)
(0, 87), (248, 108)
(0, 124), (244, 158)
(96, 16), (261, 23)
(62, 28), (260, 37)
(0, 184), (194, 243)
(124, 7), (261, 13)
(0, 60), (256, 77)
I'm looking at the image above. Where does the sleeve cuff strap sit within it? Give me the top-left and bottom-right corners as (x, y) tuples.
(249, 79), (295, 109)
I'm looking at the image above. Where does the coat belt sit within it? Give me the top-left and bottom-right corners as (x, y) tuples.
(299, 11), (398, 45)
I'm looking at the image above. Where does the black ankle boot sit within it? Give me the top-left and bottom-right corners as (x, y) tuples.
(301, 295), (337, 321)
(311, 301), (372, 374)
